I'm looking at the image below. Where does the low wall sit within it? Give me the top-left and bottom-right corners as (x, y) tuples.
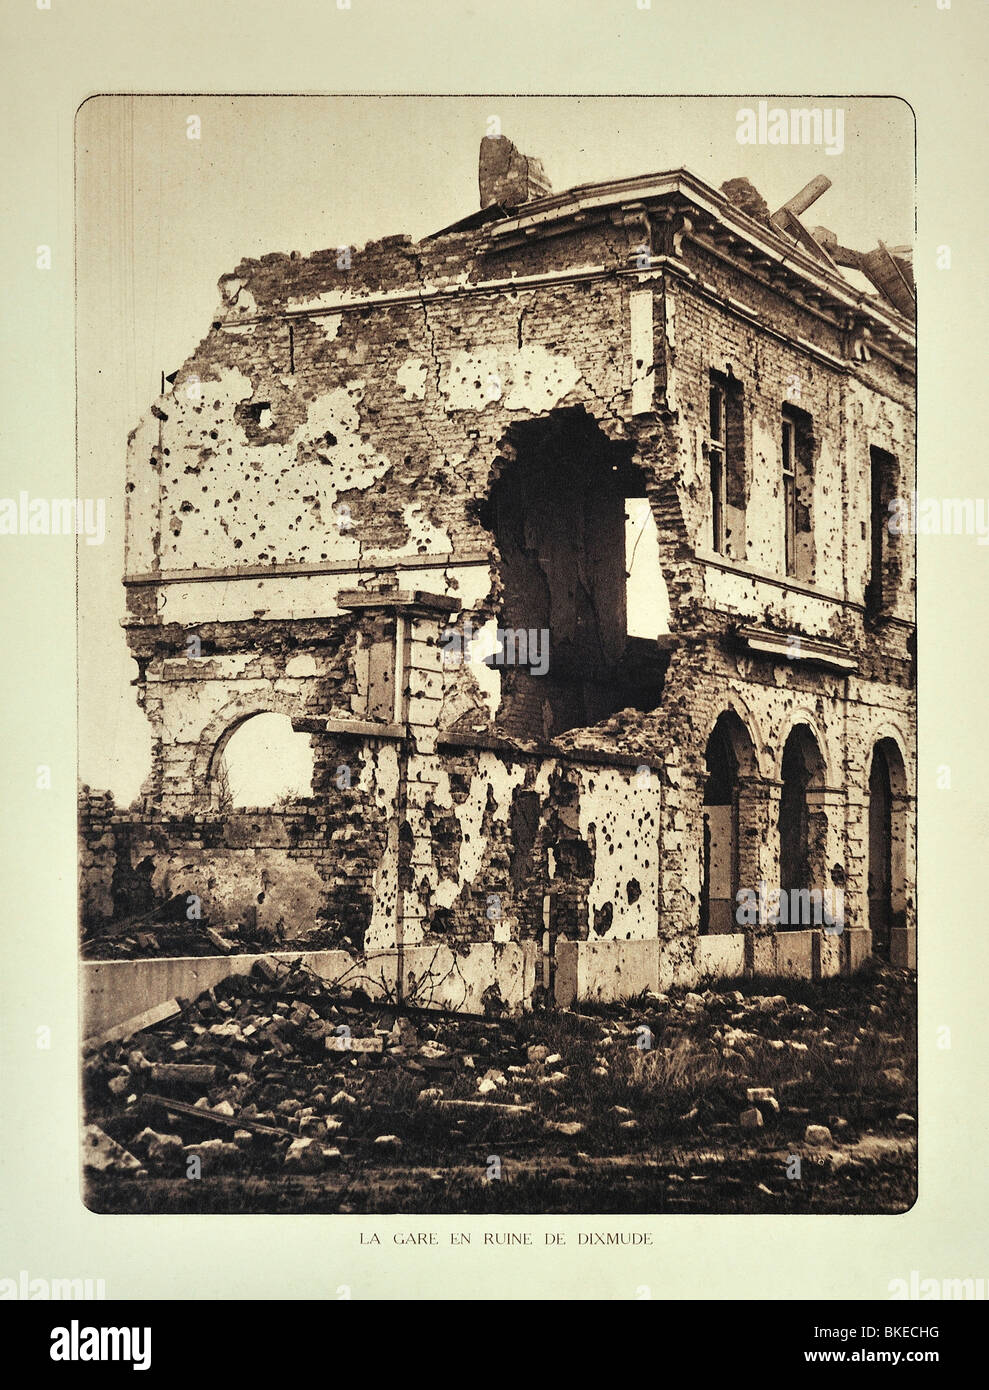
(375, 942), (540, 1015)
(78, 794), (330, 937)
(83, 926), (884, 1033)
(82, 941), (540, 1037)
(83, 950), (353, 1039)
(555, 939), (659, 1007)
(694, 933), (746, 980)
(554, 928), (875, 1006)
(760, 930), (815, 979)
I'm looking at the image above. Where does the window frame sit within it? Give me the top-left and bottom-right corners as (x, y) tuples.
(781, 414), (798, 577)
(708, 382), (728, 555)
(867, 444), (900, 617)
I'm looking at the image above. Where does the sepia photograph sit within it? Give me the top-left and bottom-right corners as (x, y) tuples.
(6, 0), (989, 1344)
(74, 94), (918, 1217)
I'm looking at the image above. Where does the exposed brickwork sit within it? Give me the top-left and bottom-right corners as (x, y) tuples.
(83, 155), (917, 1003)
(80, 789), (333, 936)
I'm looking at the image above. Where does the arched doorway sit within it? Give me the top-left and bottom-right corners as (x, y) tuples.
(868, 738), (908, 959)
(701, 711), (756, 935)
(779, 724), (826, 926)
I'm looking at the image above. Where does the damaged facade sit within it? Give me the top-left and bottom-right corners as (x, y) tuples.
(82, 136), (917, 1012)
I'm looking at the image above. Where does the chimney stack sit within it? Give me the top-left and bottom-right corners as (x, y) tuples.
(479, 135), (552, 210)
(720, 177), (772, 225)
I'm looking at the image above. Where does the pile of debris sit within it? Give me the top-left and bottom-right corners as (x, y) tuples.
(82, 902), (344, 960)
(83, 956), (533, 1179)
(83, 960), (916, 1197)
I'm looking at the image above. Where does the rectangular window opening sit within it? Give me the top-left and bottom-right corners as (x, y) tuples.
(781, 405), (814, 582)
(708, 382), (727, 554)
(868, 445), (900, 615)
(782, 415), (797, 576)
(708, 372), (746, 558)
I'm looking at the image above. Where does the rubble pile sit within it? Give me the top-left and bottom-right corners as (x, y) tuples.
(84, 956), (544, 1178)
(82, 913), (344, 961)
(83, 961), (916, 1190)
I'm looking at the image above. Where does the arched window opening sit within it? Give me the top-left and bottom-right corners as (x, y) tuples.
(700, 711), (756, 936)
(779, 724), (827, 928)
(869, 738), (908, 959)
(212, 712), (314, 809)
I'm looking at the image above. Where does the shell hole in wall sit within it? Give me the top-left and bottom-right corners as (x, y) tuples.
(482, 409), (673, 736)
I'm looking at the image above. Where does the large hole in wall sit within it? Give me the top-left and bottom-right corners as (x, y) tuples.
(212, 712), (315, 809)
(480, 408), (671, 739)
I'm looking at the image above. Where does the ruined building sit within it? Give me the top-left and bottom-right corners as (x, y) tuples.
(82, 136), (917, 1012)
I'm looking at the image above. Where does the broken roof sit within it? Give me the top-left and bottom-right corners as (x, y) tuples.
(432, 147), (915, 336)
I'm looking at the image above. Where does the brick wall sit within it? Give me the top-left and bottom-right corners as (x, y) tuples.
(109, 172), (916, 986)
(79, 792), (333, 939)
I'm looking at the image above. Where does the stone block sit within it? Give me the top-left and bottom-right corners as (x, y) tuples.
(657, 937), (696, 991)
(554, 938), (659, 1006)
(814, 929), (843, 979)
(694, 933), (745, 981)
(750, 934), (776, 976)
(889, 927), (916, 970)
(774, 930), (814, 978)
(843, 926), (873, 975)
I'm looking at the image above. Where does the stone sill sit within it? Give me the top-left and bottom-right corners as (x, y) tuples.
(735, 623), (858, 674)
(123, 551), (492, 587)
